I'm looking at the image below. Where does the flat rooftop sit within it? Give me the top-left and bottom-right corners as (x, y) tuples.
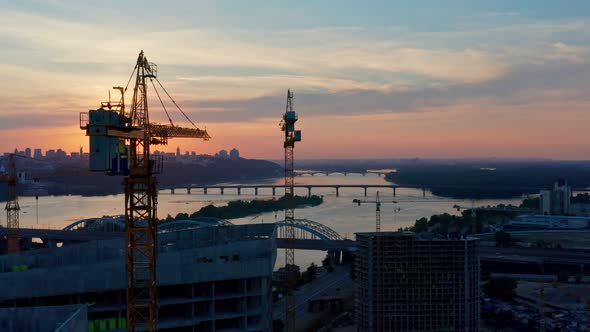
(0, 224), (277, 301)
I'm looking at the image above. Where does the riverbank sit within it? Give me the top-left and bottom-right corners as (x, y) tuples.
(384, 160), (590, 199)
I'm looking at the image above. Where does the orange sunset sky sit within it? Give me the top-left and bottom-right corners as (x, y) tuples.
(1, 1), (589, 160)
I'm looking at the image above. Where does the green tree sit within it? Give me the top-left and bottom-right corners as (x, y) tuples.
(412, 217), (428, 233)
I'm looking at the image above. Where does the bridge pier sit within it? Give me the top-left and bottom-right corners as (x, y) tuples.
(364, 187), (367, 197)
(187, 188), (191, 194)
(344, 172), (347, 176)
(238, 187), (241, 195)
(422, 188), (426, 198)
(171, 188), (175, 195)
(272, 187), (276, 196)
(204, 188), (208, 195)
(336, 187), (340, 197)
(307, 187), (312, 197)
(393, 187), (396, 196)
(255, 187), (258, 195)
(220, 188), (224, 195)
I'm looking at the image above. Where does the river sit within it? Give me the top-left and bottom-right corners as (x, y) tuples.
(12, 173), (523, 269)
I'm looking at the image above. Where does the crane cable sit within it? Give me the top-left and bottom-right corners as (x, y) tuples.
(149, 78), (175, 127)
(154, 77), (201, 129)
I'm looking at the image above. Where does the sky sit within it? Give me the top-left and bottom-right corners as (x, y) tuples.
(1, 0), (589, 160)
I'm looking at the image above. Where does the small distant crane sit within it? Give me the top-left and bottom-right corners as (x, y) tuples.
(354, 192), (453, 330)
(353, 191), (397, 331)
(0, 154), (20, 253)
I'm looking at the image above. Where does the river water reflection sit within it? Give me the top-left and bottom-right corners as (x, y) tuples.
(14, 173), (522, 269)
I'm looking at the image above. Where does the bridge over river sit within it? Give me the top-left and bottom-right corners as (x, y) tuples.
(167, 184), (590, 197)
(3, 217), (589, 273)
(168, 184), (424, 197)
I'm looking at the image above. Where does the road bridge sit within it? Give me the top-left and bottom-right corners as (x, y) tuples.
(168, 184), (425, 197)
(168, 184), (590, 197)
(295, 170), (388, 177)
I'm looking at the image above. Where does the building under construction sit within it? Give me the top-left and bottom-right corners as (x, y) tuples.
(354, 232), (480, 331)
(0, 224), (276, 332)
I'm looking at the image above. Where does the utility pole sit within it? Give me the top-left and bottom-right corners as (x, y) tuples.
(280, 90), (301, 332)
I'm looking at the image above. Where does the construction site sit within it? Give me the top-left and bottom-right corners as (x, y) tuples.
(0, 50), (574, 332)
(354, 232), (480, 331)
(0, 51), (305, 332)
(0, 224), (276, 331)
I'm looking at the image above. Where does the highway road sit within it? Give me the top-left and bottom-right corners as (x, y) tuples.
(480, 246), (590, 265)
(273, 266), (352, 325)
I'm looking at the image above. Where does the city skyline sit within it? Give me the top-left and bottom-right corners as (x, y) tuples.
(1, 1), (590, 159)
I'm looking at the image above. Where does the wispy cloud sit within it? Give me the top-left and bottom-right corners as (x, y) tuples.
(1, 2), (590, 158)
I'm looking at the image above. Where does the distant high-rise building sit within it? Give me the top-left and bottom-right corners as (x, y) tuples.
(355, 232), (480, 331)
(56, 149), (67, 160)
(540, 179), (571, 215)
(191, 151), (196, 157)
(229, 148), (240, 160)
(33, 149), (42, 159)
(176, 146), (181, 157)
(25, 148), (31, 158)
(540, 190), (551, 215)
(45, 149), (56, 159)
(217, 149), (229, 159)
(80, 146), (83, 156)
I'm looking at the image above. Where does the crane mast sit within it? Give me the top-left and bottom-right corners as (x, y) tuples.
(280, 90), (301, 332)
(81, 50), (210, 332)
(125, 51), (158, 332)
(4, 154), (20, 254)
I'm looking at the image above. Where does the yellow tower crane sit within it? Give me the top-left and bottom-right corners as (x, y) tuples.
(81, 51), (210, 332)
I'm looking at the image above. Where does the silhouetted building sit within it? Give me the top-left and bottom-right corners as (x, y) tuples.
(176, 146), (181, 157)
(33, 149), (42, 159)
(25, 148), (31, 159)
(355, 232), (480, 332)
(540, 179), (571, 215)
(45, 149), (56, 160)
(0, 224), (277, 331)
(230, 148), (240, 160)
(56, 149), (67, 161)
(216, 149), (229, 159)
